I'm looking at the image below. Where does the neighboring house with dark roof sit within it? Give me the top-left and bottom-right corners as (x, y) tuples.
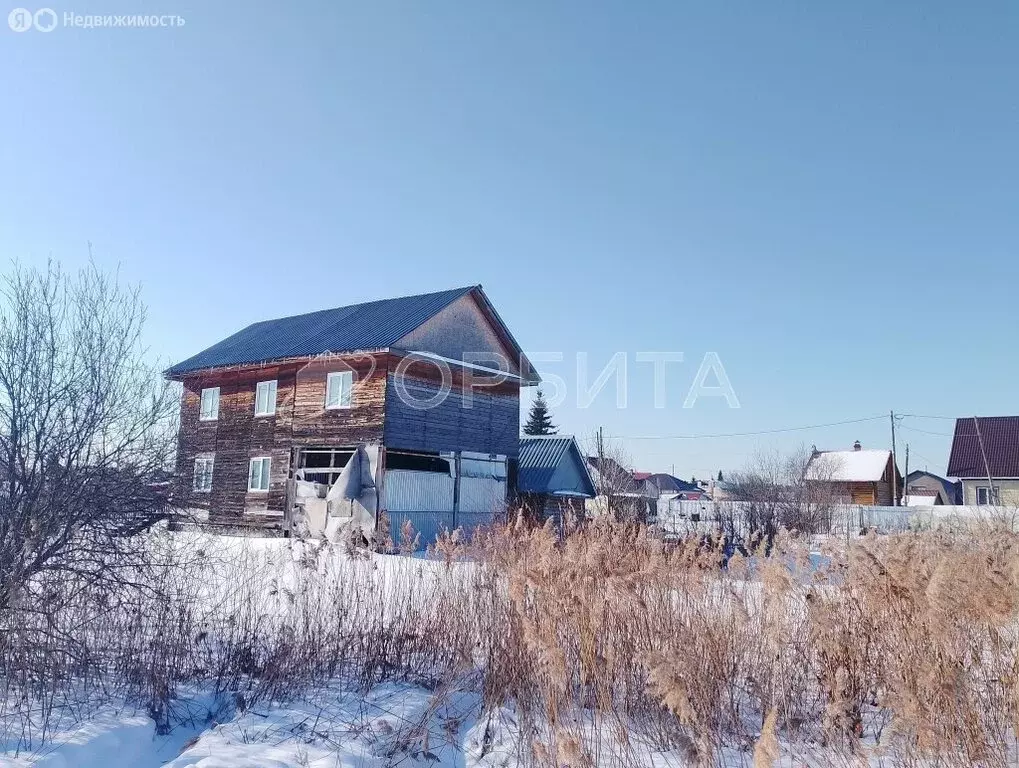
(583, 455), (659, 522)
(647, 473), (705, 500)
(905, 470), (961, 506)
(947, 416), (1019, 507)
(804, 442), (902, 506)
(517, 436), (596, 522)
(166, 285), (538, 534)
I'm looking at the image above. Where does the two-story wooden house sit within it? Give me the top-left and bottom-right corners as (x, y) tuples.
(166, 285), (538, 538)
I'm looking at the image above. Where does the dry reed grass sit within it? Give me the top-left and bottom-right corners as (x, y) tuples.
(1, 517), (1018, 766)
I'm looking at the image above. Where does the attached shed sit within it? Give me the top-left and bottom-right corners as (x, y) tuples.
(517, 436), (596, 523)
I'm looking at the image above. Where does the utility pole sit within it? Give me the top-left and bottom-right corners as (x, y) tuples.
(598, 426), (607, 515)
(974, 416), (996, 505)
(903, 443), (909, 504)
(890, 410), (899, 506)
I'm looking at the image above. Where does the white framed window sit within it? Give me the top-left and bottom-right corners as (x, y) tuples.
(977, 486), (1000, 506)
(199, 387), (220, 421)
(193, 454), (214, 493)
(254, 380), (277, 417)
(248, 457), (271, 492)
(325, 370), (353, 409)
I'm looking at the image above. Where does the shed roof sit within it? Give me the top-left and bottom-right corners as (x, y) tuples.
(947, 416), (1019, 479)
(167, 285), (536, 380)
(518, 436), (596, 497)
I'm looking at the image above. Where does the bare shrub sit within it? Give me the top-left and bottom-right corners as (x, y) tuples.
(0, 260), (179, 611)
(727, 446), (844, 537)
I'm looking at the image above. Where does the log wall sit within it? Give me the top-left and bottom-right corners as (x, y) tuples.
(174, 351), (521, 527)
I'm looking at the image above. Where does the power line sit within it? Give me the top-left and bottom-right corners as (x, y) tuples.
(603, 414), (887, 441)
(898, 424), (954, 438)
(907, 447), (942, 470)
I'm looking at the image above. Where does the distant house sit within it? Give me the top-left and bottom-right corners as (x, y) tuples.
(905, 469), (960, 506)
(584, 456), (659, 522)
(647, 473), (706, 500)
(805, 441), (903, 506)
(517, 436), (596, 522)
(165, 285), (538, 538)
(947, 416), (1019, 506)
(646, 472), (709, 525)
(631, 471), (662, 501)
(707, 479), (734, 501)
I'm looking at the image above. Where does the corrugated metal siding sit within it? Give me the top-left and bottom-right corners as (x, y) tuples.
(384, 470), (454, 512)
(383, 461), (506, 547)
(518, 437), (571, 491)
(518, 436), (595, 497)
(168, 287), (475, 376)
(460, 477), (506, 513)
(386, 510), (498, 548)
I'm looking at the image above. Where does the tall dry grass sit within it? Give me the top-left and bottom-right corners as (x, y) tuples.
(1, 518), (1018, 766)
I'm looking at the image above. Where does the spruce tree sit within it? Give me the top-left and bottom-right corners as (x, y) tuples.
(717, 470), (724, 482)
(523, 388), (557, 436)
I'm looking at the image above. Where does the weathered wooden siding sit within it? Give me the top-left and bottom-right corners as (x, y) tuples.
(174, 365), (298, 522)
(383, 363), (520, 457)
(173, 384), (212, 511)
(174, 356), (390, 526)
(394, 293), (522, 375)
(174, 350), (522, 527)
(291, 357), (386, 446)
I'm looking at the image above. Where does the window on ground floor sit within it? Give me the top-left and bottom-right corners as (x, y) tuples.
(297, 448), (354, 486)
(248, 457), (271, 492)
(193, 454), (214, 492)
(977, 486), (1000, 505)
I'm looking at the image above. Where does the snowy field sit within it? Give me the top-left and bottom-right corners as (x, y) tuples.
(0, 535), (503, 768)
(0, 534), (699, 767)
(2, 527), (1016, 767)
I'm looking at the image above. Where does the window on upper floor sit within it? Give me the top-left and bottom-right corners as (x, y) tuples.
(193, 454), (214, 492)
(199, 387), (220, 421)
(325, 370), (353, 409)
(255, 380), (277, 417)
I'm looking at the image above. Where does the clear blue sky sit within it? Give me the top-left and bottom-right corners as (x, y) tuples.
(2, 1), (1016, 478)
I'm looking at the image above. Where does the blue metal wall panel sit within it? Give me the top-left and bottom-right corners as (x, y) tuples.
(384, 375), (520, 457)
(386, 510), (499, 549)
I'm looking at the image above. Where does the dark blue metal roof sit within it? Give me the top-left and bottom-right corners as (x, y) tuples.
(518, 436), (596, 497)
(167, 286), (476, 376)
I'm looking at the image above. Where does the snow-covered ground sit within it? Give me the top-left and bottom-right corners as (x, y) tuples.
(0, 534), (497, 768)
(0, 532), (704, 767)
(1, 685), (498, 768)
(0, 530), (1005, 767)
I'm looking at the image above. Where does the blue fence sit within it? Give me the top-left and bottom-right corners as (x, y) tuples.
(385, 510), (500, 549)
